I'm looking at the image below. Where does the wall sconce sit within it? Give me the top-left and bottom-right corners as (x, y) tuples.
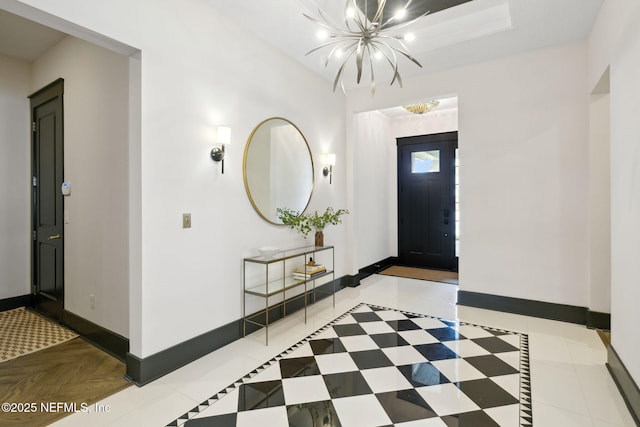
(211, 126), (231, 174)
(323, 153), (336, 184)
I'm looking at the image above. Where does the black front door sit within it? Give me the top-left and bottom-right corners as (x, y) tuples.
(397, 132), (457, 270)
(30, 79), (64, 321)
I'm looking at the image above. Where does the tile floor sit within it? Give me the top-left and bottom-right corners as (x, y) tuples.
(50, 274), (636, 427)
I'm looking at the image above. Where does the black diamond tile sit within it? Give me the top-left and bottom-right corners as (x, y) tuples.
(376, 389), (438, 423)
(280, 356), (320, 378)
(370, 332), (410, 348)
(309, 338), (347, 355)
(322, 371), (372, 398)
(185, 412), (237, 426)
(333, 323), (367, 337)
(386, 319), (421, 331)
(426, 327), (465, 342)
(414, 343), (459, 361)
(441, 410), (500, 426)
(465, 354), (519, 377)
(351, 312), (382, 322)
(287, 400), (342, 426)
(397, 363), (449, 387)
(472, 337), (519, 354)
(237, 380), (285, 411)
(350, 349), (394, 369)
(456, 378), (519, 409)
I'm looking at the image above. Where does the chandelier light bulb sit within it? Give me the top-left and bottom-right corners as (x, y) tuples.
(394, 9), (407, 20)
(404, 33), (415, 42)
(316, 29), (329, 40)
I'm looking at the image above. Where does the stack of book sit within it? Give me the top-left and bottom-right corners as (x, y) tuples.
(293, 263), (327, 280)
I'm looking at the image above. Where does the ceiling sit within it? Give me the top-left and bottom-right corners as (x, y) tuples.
(210, 0), (603, 92)
(0, 0), (603, 92)
(0, 9), (65, 62)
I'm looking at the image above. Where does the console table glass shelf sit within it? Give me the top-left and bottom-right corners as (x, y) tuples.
(243, 245), (335, 345)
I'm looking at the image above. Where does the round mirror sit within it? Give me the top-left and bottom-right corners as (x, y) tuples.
(243, 118), (314, 224)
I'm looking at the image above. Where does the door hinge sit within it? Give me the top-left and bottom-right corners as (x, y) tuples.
(33, 176), (37, 187)
(32, 122), (36, 132)
(33, 230), (37, 241)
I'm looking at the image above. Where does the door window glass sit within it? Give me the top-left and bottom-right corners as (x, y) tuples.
(411, 150), (440, 173)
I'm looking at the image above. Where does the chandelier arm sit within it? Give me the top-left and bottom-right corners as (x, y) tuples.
(387, 44), (423, 68)
(331, 45), (359, 91)
(302, 13), (356, 37)
(371, 0), (387, 28)
(305, 39), (350, 57)
(356, 39), (364, 83)
(379, 9), (430, 31)
(370, 42), (403, 87)
(324, 40), (359, 67)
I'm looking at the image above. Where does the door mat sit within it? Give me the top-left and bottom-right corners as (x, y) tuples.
(0, 307), (78, 362)
(379, 265), (459, 285)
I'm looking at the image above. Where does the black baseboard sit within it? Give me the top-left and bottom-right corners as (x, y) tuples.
(587, 310), (611, 330)
(458, 291), (588, 325)
(358, 257), (398, 282)
(127, 276), (349, 386)
(0, 294), (32, 312)
(458, 291), (613, 331)
(126, 317), (241, 386)
(607, 345), (640, 425)
(62, 310), (129, 362)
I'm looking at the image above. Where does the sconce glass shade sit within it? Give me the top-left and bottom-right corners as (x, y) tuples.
(327, 153), (336, 166)
(217, 126), (231, 145)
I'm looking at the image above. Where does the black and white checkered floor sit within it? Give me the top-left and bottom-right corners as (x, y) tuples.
(168, 303), (532, 426)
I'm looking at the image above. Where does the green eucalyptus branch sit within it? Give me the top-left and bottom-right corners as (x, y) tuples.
(277, 207), (349, 238)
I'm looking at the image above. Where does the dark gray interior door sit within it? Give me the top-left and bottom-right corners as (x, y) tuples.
(30, 79), (64, 321)
(397, 132), (457, 270)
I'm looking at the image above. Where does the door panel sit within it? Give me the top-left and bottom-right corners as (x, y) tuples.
(30, 79), (64, 322)
(398, 132), (457, 270)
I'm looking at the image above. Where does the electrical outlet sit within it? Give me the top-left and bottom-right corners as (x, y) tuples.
(183, 213), (192, 229)
(90, 294), (95, 309)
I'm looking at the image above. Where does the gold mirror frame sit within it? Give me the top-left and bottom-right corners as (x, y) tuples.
(242, 117), (315, 224)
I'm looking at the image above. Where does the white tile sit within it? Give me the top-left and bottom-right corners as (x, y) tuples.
(375, 310), (409, 321)
(360, 320), (396, 334)
(332, 394), (392, 427)
(395, 418), (449, 427)
(410, 317), (450, 330)
(282, 375), (330, 405)
(382, 345), (429, 365)
(430, 358), (486, 382)
(415, 383), (480, 416)
(533, 401), (595, 427)
(315, 352), (358, 374)
(360, 366), (413, 393)
(442, 339), (491, 357)
(484, 403), (520, 427)
(193, 387), (239, 418)
(530, 360), (590, 416)
(495, 350), (521, 370)
(454, 324), (496, 339)
(236, 406), (289, 427)
(245, 362), (282, 383)
(490, 373), (520, 400)
(281, 341), (313, 358)
(339, 335), (379, 352)
(398, 329), (440, 345)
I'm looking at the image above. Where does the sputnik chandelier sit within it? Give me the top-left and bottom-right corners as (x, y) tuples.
(302, 0), (430, 94)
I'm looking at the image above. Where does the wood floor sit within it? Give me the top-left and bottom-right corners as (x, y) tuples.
(0, 337), (132, 427)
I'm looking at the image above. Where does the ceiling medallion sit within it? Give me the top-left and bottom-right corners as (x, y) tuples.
(403, 100), (439, 114)
(302, 0), (430, 95)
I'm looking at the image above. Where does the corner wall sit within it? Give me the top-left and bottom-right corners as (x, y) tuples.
(0, 55), (30, 301)
(31, 36), (130, 338)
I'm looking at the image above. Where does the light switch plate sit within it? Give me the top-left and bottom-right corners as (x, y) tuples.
(182, 213), (192, 229)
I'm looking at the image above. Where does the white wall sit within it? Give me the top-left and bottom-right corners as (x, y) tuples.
(589, 0), (640, 386)
(30, 36), (130, 337)
(588, 90), (610, 314)
(5, 0), (347, 358)
(0, 55), (30, 300)
(348, 42), (590, 308)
